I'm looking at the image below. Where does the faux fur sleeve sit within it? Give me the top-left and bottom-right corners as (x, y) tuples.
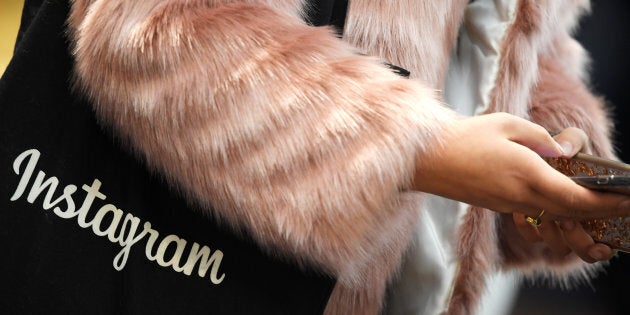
(67, 0), (456, 288)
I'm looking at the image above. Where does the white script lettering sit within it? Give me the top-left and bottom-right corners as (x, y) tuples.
(9, 148), (226, 284)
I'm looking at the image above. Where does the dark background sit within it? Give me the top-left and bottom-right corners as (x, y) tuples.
(513, 1), (630, 314)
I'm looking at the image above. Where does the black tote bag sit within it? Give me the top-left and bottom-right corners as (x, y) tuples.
(0, 1), (334, 314)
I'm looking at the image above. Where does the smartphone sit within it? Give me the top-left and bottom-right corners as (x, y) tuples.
(571, 175), (630, 195)
(546, 152), (630, 194)
(545, 153), (630, 252)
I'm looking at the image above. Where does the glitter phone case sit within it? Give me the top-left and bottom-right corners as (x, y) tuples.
(545, 153), (630, 252)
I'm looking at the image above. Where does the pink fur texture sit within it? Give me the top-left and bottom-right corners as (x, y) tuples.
(344, 0), (469, 90)
(530, 41), (614, 159)
(67, 0), (456, 313)
(495, 28), (614, 286)
(67, 0), (613, 313)
(449, 1), (612, 313)
(447, 207), (499, 315)
(486, 0), (592, 119)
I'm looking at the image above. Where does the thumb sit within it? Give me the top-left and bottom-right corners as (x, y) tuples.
(552, 127), (592, 157)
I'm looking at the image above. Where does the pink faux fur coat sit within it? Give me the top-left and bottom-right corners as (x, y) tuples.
(66, 0), (613, 314)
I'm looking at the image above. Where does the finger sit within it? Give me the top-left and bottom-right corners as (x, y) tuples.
(523, 158), (630, 219)
(552, 127), (592, 156)
(558, 220), (614, 263)
(538, 221), (571, 256)
(499, 115), (564, 157)
(586, 243), (614, 262)
(544, 184), (630, 219)
(513, 213), (542, 242)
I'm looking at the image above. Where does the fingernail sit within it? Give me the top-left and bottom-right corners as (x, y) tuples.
(589, 248), (607, 261)
(540, 143), (564, 157)
(560, 141), (573, 156)
(559, 221), (575, 231)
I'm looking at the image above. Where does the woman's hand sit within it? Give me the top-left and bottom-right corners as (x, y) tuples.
(412, 113), (628, 262)
(511, 127), (614, 262)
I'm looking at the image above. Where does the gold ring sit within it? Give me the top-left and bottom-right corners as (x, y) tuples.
(525, 210), (545, 227)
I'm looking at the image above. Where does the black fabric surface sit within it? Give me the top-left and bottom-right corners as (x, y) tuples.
(0, 1), (335, 314)
(305, 0), (348, 33)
